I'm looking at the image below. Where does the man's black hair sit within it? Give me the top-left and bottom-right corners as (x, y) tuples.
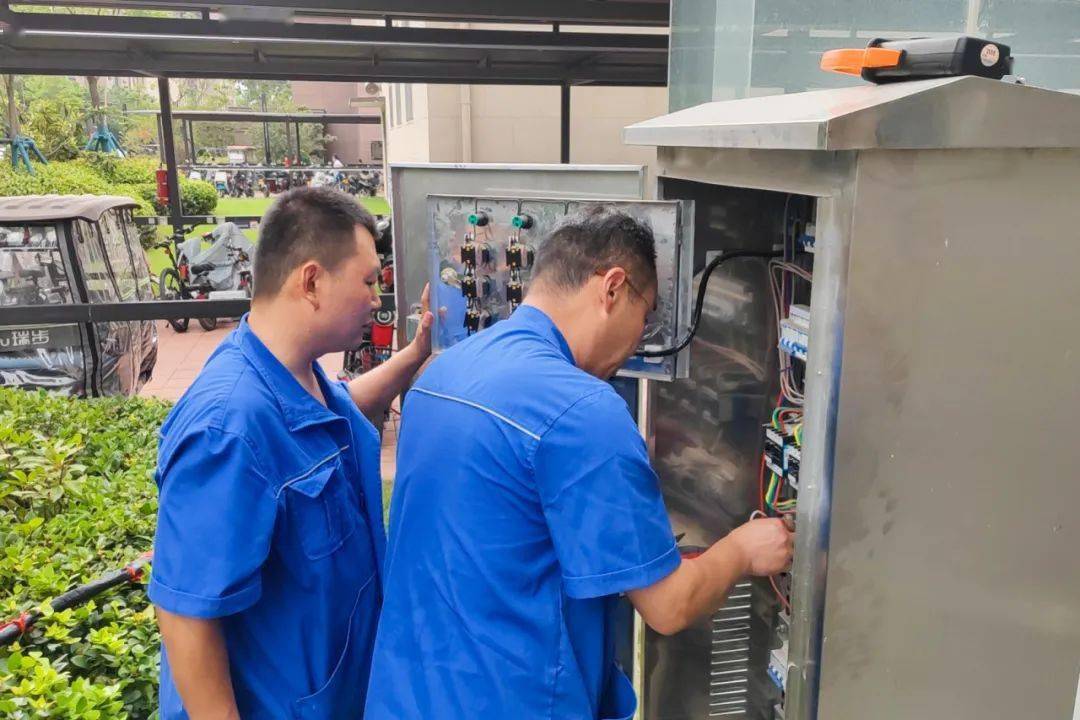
(253, 186), (376, 299)
(530, 206), (658, 293)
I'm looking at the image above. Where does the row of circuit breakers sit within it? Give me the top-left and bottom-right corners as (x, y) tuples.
(425, 194), (693, 380)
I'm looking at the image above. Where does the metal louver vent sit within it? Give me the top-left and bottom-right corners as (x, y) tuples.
(708, 582), (752, 717)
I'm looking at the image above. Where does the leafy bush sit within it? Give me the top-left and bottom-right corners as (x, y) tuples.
(0, 159), (150, 216)
(0, 389), (170, 719)
(175, 177), (217, 217)
(72, 155), (157, 186)
(0, 154), (219, 223)
(0, 163), (111, 199)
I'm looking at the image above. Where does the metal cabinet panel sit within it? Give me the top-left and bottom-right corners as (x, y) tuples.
(390, 163), (645, 348)
(817, 148), (1080, 720)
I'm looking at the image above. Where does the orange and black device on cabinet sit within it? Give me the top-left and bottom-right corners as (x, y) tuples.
(821, 36), (1014, 84)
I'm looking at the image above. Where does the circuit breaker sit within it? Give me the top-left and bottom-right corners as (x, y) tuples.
(426, 194), (694, 381)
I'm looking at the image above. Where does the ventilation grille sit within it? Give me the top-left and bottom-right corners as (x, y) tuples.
(708, 581), (752, 717)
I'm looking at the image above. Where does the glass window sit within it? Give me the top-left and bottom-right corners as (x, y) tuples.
(97, 211), (139, 302)
(669, 0), (1080, 110)
(72, 220), (119, 303)
(120, 210), (155, 301)
(0, 225), (73, 306)
(404, 83), (414, 122)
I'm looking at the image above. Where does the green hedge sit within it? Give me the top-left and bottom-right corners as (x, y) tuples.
(0, 389), (170, 719)
(0, 154), (218, 222)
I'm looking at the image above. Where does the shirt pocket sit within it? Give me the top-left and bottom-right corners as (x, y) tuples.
(600, 662), (637, 720)
(283, 458), (357, 560)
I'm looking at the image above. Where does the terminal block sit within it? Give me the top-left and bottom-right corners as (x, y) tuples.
(764, 425), (788, 477)
(506, 280), (524, 305)
(763, 424), (801, 497)
(784, 444), (801, 490)
(506, 243), (535, 271)
(464, 308), (493, 334)
(461, 275), (492, 300)
(460, 242), (492, 267)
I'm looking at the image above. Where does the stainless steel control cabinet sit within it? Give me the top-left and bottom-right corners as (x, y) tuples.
(624, 76), (1080, 720)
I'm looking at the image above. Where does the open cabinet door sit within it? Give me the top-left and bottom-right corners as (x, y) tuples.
(425, 194), (694, 382)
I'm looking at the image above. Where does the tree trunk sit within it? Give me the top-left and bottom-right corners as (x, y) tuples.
(3, 74), (18, 138)
(87, 75), (102, 133)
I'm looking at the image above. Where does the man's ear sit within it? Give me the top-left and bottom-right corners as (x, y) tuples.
(600, 267), (628, 310)
(297, 261), (321, 309)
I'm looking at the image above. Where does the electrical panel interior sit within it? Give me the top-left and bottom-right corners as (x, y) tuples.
(426, 194), (694, 381)
(645, 180), (817, 720)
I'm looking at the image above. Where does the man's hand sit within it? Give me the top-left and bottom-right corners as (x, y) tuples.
(727, 517), (794, 576)
(348, 283), (434, 422)
(407, 283), (435, 360)
(630, 516), (794, 636)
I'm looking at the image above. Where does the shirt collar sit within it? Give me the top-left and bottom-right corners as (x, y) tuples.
(234, 314), (342, 432)
(511, 305), (575, 365)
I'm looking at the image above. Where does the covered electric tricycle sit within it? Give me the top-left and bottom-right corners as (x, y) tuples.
(0, 195), (157, 396)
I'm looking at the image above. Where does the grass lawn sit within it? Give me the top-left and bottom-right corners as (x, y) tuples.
(144, 194), (390, 279)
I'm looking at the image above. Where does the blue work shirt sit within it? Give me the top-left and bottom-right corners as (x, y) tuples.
(365, 305), (680, 720)
(149, 316), (386, 720)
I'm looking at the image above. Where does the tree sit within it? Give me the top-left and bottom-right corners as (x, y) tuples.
(86, 75), (102, 135)
(3, 74), (19, 138)
(20, 76), (87, 159)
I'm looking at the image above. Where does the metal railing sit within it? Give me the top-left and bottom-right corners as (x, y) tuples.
(0, 300), (251, 326)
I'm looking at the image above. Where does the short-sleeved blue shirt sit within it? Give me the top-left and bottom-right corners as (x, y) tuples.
(365, 306), (680, 720)
(149, 316), (386, 720)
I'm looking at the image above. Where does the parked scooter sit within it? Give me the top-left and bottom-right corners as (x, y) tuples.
(213, 170), (229, 197)
(180, 223), (255, 330)
(230, 170), (255, 198)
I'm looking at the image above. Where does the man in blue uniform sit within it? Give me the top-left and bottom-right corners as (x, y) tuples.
(365, 208), (793, 720)
(149, 187), (432, 719)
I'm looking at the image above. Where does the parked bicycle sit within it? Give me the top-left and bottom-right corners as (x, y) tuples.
(156, 222), (254, 332)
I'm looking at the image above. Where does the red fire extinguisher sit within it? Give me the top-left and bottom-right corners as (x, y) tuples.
(155, 168), (170, 205)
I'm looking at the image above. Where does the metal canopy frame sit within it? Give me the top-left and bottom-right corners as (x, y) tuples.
(8, 0), (670, 26)
(0, 0), (669, 311)
(134, 109), (382, 169)
(148, 110), (381, 124)
(0, 9), (668, 86)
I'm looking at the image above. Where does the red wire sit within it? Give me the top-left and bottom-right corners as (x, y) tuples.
(770, 575), (791, 613)
(757, 453), (767, 514)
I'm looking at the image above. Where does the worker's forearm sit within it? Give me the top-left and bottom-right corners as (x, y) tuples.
(631, 517), (792, 636)
(630, 535), (748, 636)
(155, 608), (240, 720)
(678, 535), (750, 623)
(347, 342), (427, 422)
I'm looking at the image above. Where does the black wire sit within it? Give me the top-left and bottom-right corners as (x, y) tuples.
(640, 249), (783, 358)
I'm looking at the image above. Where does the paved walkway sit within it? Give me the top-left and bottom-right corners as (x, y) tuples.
(140, 320), (398, 486)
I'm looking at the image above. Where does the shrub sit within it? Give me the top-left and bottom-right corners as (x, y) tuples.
(0, 154), (220, 224)
(0, 159), (154, 216)
(175, 177), (217, 217)
(0, 389), (170, 720)
(72, 155), (157, 187)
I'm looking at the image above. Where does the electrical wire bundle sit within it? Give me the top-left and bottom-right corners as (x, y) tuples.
(768, 196), (813, 406)
(756, 197), (814, 613)
(764, 407), (802, 515)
